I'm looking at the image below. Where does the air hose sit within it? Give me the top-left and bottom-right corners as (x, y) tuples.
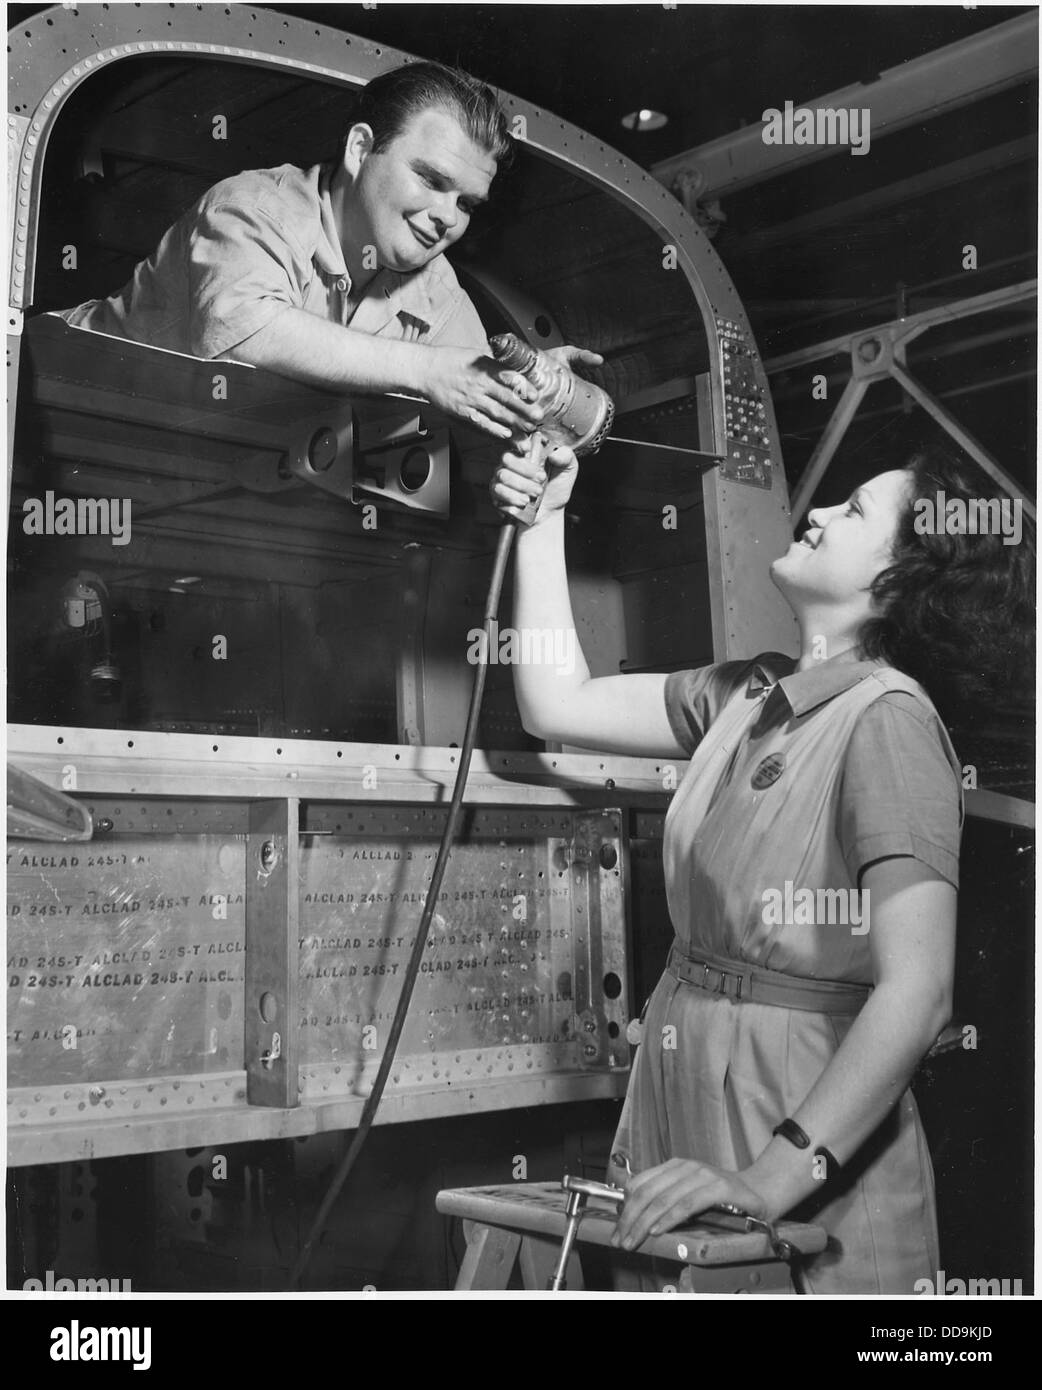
(290, 518), (516, 1287)
(290, 337), (613, 1288)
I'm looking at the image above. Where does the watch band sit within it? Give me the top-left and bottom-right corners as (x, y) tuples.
(774, 1118), (844, 1178)
(772, 1117), (811, 1150)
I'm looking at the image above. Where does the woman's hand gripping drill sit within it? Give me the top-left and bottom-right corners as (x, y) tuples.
(491, 346), (603, 526)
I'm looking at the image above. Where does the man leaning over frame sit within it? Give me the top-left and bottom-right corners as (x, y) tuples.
(59, 60), (601, 439)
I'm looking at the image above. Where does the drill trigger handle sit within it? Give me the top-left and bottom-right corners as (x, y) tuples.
(513, 431), (550, 528)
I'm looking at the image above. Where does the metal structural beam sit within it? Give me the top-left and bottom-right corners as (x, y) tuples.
(763, 280), (1037, 523)
(778, 279), (1039, 522)
(769, 318), (1038, 402)
(765, 279), (1038, 374)
(653, 12), (1039, 202)
(790, 375), (868, 519)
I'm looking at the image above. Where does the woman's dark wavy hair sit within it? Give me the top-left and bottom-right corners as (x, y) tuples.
(348, 61), (513, 167)
(859, 448), (1035, 733)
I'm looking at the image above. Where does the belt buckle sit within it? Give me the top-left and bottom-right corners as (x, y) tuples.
(719, 967), (745, 1002)
(698, 961), (745, 1001)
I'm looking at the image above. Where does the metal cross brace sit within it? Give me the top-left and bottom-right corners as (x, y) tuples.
(769, 280), (1037, 524)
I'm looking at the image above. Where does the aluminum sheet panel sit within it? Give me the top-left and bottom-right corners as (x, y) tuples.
(7, 828), (247, 1087)
(298, 806), (628, 1098)
(7, 799), (628, 1111)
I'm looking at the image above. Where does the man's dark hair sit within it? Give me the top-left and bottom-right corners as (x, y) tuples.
(349, 60), (513, 166)
(859, 446), (1035, 739)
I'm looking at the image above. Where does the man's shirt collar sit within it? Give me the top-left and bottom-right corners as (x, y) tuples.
(314, 163), (349, 280)
(312, 163), (436, 337)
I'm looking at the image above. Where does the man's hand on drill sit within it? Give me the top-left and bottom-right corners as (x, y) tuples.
(545, 345), (604, 374)
(419, 345), (545, 440)
(421, 341), (604, 441)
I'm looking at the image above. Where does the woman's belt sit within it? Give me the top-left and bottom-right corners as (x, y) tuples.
(667, 943), (871, 1016)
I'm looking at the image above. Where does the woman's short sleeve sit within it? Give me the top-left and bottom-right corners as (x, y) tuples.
(664, 655), (778, 756)
(838, 691), (963, 889)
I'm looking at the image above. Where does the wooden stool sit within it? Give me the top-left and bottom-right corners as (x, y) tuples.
(436, 1181), (828, 1293)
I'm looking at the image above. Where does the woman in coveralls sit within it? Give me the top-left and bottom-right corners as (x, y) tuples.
(492, 443), (1032, 1294)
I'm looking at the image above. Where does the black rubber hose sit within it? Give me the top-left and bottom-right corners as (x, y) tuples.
(289, 517), (519, 1289)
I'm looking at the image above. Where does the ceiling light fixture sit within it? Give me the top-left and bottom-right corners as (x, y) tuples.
(621, 108), (668, 132)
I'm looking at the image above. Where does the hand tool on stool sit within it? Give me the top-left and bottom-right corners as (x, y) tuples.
(549, 1163), (798, 1291)
(549, 1175), (625, 1290)
(704, 1202), (797, 1262)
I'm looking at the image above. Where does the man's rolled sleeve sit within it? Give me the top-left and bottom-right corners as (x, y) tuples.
(187, 200), (310, 359)
(839, 692), (962, 889)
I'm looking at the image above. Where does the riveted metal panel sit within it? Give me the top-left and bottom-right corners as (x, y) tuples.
(7, 796), (628, 1159)
(7, 826), (248, 1088)
(297, 806), (627, 1099)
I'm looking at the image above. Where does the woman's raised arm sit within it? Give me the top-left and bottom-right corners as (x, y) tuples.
(493, 443), (687, 759)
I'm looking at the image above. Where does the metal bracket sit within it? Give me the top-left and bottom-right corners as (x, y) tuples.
(352, 428), (451, 517)
(849, 328), (911, 382)
(245, 799), (300, 1107)
(284, 404), (354, 499)
(7, 762), (93, 841)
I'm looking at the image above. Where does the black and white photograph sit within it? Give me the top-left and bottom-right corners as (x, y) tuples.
(4, 0), (1036, 1331)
